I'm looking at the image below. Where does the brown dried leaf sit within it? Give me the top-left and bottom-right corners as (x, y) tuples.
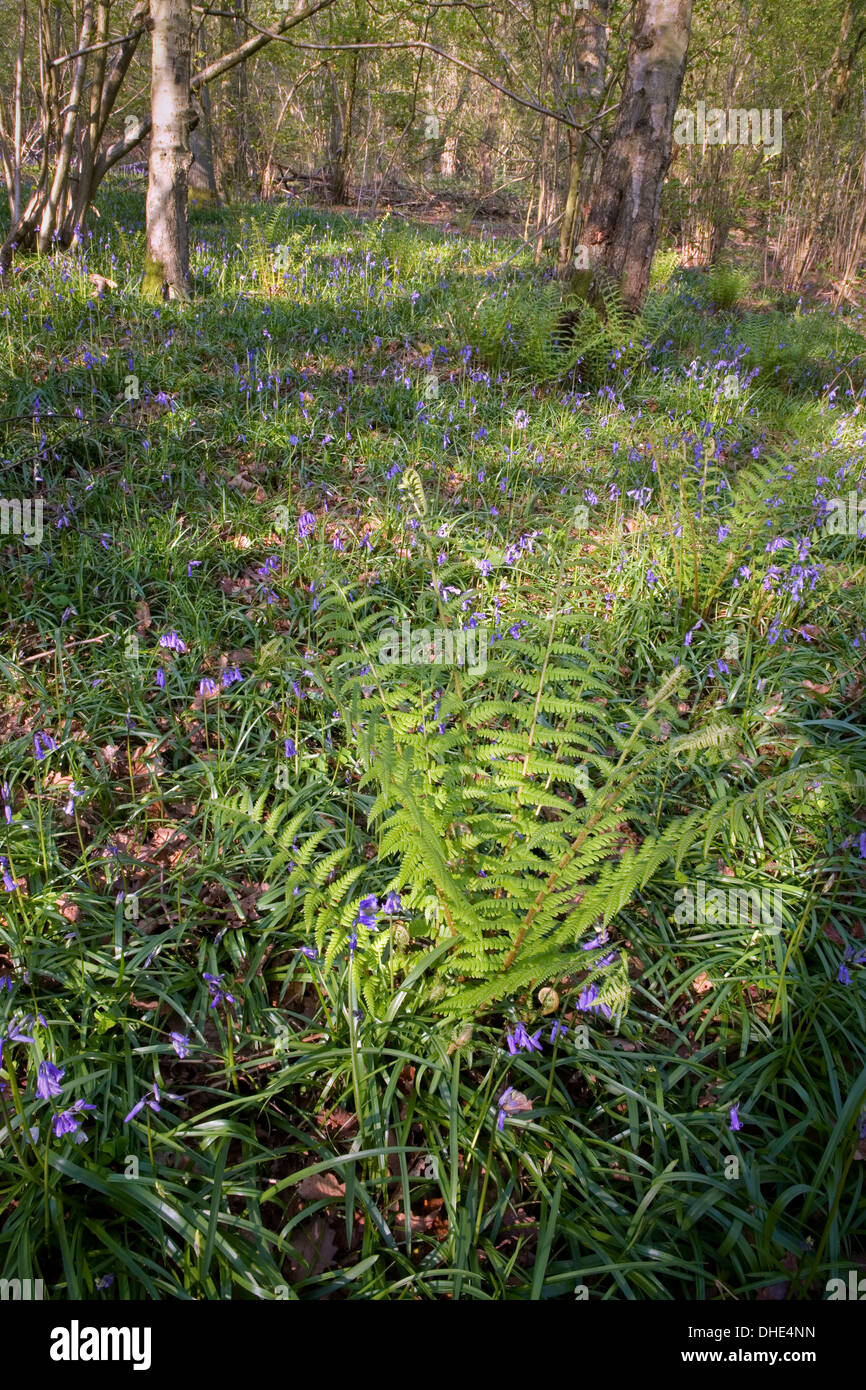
(297, 1172), (346, 1202)
(288, 1217), (338, 1280)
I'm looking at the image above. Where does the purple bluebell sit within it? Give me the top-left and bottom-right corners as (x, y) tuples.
(576, 984), (612, 1019)
(729, 1106), (743, 1132)
(383, 891), (403, 915)
(354, 895), (379, 930)
(550, 1020), (568, 1043)
(53, 1100), (96, 1139)
(0, 857), (15, 892)
(199, 677), (219, 697)
(124, 1083), (171, 1123)
(169, 1033), (191, 1059)
(36, 1061), (65, 1099)
(203, 972), (236, 1009)
(4, 1017), (34, 1045)
(506, 1022), (543, 1054)
(155, 667), (165, 689)
(34, 732), (58, 761)
(298, 511), (316, 540)
(158, 632), (187, 653)
(496, 1087), (532, 1131)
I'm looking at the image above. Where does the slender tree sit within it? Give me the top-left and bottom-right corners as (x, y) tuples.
(144, 0), (192, 299)
(584, 0), (693, 308)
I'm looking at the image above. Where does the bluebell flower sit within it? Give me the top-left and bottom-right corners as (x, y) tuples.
(576, 984), (612, 1019)
(158, 632), (187, 653)
(96, 1275), (115, 1290)
(838, 962), (852, 985)
(155, 667), (165, 689)
(354, 895), (379, 930)
(169, 1033), (191, 1059)
(1, 783), (12, 825)
(383, 892), (403, 915)
(284, 738), (296, 757)
(297, 511), (316, 540)
(298, 946), (317, 959)
(221, 667), (242, 688)
(0, 857), (15, 892)
(4, 1016), (34, 1045)
(34, 731), (58, 761)
(514, 409), (529, 429)
(187, 561), (202, 577)
(496, 1086), (532, 1130)
(203, 972), (236, 1009)
(506, 1022), (543, 1054)
(125, 1083), (170, 1123)
(199, 677), (219, 697)
(53, 1100), (96, 1139)
(550, 1020), (568, 1043)
(729, 1106), (743, 1131)
(36, 1061), (65, 1099)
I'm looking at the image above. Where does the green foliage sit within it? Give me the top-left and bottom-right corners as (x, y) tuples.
(1, 195), (865, 1302)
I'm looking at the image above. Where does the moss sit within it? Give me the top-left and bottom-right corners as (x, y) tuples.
(141, 250), (165, 301)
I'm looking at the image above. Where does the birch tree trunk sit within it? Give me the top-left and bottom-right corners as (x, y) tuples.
(145, 0), (193, 300)
(557, 0), (610, 274)
(584, 0), (693, 309)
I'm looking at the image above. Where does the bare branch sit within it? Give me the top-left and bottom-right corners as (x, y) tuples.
(51, 27), (148, 68)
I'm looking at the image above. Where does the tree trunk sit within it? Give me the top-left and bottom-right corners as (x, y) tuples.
(37, 0), (94, 252)
(480, 86), (501, 194)
(583, 0), (693, 310)
(440, 74), (470, 179)
(557, 0), (610, 275)
(189, 92), (219, 206)
(145, 0), (193, 300)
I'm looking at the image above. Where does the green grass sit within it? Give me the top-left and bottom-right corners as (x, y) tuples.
(0, 185), (865, 1300)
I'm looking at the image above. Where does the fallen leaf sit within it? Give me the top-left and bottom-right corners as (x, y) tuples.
(297, 1172), (346, 1202)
